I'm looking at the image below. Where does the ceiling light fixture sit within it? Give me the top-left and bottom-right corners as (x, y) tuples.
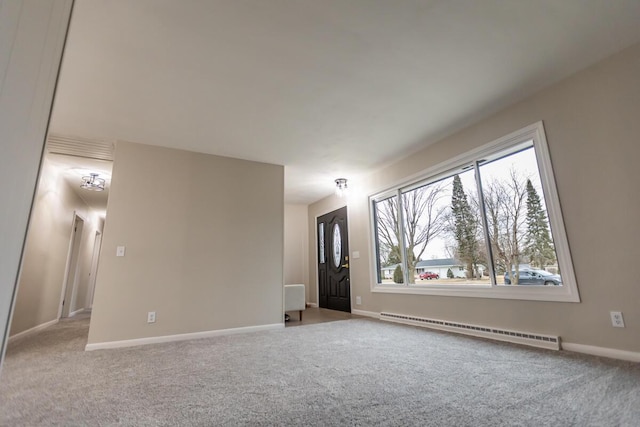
(80, 173), (106, 191)
(335, 178), (348, 197)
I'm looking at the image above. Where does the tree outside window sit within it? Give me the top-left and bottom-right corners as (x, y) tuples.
(373, 143), (559, 287)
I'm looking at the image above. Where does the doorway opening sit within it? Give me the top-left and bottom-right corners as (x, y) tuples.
(6, 143), (112, 343)
(60, 214), (85, 318)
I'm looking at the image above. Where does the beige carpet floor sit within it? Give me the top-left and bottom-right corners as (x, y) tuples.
(1, 315), (639, 426)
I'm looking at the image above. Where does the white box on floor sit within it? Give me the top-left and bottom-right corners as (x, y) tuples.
(284, 284), (305, 321)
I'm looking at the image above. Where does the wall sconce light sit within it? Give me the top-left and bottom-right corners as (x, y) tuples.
(80, 173), (106, 191)
(335, 178), (348, 197)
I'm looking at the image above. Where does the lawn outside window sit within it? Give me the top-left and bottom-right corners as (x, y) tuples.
(370, 122), (579, 302)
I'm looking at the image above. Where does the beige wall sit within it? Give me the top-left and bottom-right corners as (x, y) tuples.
(9, 158), (103, 336)
(309, 43), (640, 352)
(284, 204), (309, 291)
(0, 0), (72, 363)
(87, 142), (284, 345)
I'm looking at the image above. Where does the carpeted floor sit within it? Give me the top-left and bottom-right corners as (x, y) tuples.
(1, 315), (639, 426)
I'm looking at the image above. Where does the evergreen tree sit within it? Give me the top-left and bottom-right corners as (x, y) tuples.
(386, 245), (402, 266)
(451, 175), (479, 278)
(393, 265), (404, 284)
(447, 268), (454, 279)
(524, 179), (556, 268)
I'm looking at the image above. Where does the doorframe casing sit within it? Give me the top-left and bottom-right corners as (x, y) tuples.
(86, 230), (102, 309)
(58, 211), (87, 319)
(314, 204), (353, 310)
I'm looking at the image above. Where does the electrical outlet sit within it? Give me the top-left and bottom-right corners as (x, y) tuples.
(147, 311), (156, 323)
(116, 246), (126, 257)
(356, 296), (362, 305)
(610, 311), (625, 328)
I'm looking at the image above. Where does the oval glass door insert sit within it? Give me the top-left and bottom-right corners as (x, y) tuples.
(332, 223), (341, 267)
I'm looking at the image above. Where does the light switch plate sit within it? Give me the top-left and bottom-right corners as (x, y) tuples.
(116, 246), (126, 257)
(352, 251), (360, 259)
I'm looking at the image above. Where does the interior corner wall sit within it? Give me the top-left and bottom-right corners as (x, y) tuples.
(0, 0), (73, 366)
(308, 42), (640, 353)
(9, 158), (103, 336)
(87, 142), (284, 345)
(284, 204), (309, 298)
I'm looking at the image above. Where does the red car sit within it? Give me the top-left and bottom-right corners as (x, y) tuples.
(419, 271), (439, 280)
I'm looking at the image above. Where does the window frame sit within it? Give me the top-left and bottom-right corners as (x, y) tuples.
(369, 121), (580, 302)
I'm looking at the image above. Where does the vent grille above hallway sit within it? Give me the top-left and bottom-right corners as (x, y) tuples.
(47, 134), (114, 161)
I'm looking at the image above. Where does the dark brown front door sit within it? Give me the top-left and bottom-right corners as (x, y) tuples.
(317, 206), (350, 312)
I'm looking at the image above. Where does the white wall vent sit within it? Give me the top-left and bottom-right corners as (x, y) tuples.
(47, 133), (114, 161)
(380, 312), (560, 351)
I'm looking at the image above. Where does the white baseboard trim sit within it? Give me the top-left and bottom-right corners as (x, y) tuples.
(561, 342), (640, 363)
(8, 319), (59, 343)
(306, 302), (318, 308)
(351, 309), (379, 319)
(85, 323), (284, 351)
(69, 308), (87, 317)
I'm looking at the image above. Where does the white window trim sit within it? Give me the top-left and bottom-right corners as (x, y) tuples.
(369, 121), (580, 303)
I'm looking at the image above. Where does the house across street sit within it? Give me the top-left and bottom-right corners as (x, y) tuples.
(380, 258), (487, 282)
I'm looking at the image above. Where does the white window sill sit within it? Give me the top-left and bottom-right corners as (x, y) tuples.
(372, 284), (580, 302)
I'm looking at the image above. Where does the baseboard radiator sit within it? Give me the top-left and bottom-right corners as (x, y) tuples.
(379, 312), (560, 351)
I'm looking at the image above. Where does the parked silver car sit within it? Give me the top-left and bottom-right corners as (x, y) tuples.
(504, 268), (561, 286)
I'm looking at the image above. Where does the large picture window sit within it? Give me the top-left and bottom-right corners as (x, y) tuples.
(370, 122), (579, 302)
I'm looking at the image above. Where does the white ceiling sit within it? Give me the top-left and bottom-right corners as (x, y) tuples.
(49, 0), (640, 204)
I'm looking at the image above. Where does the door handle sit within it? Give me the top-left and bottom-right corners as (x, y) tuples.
(341, 263), (349, 268)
